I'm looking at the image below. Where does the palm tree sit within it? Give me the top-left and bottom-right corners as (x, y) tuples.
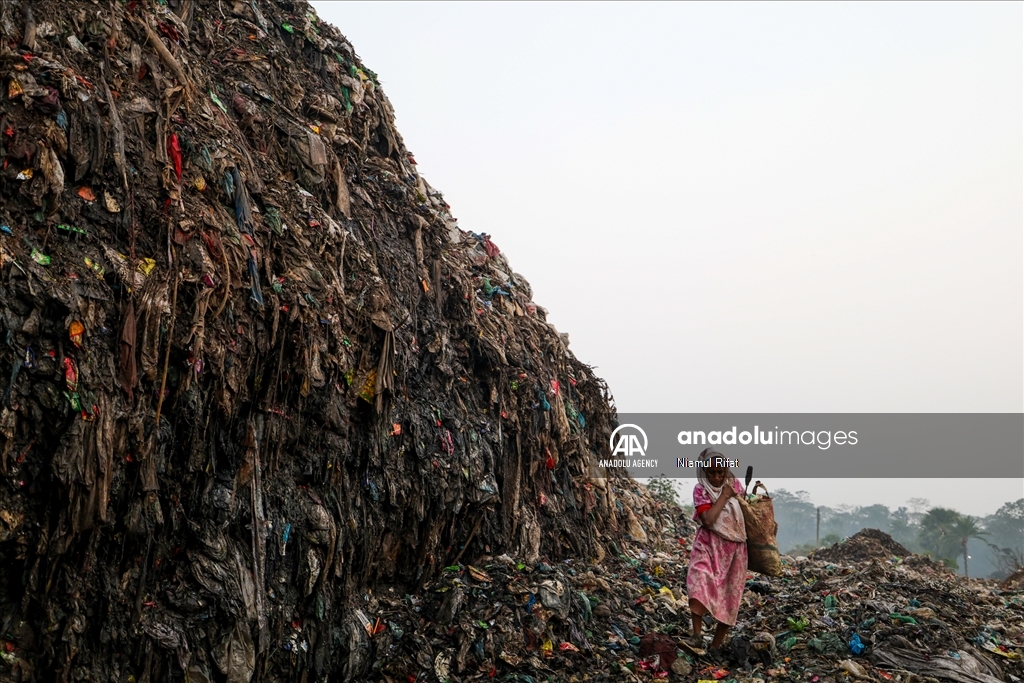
(951, 515), (987, 578)
(919, 508), (988, 577)
(919, 507), (962, 566)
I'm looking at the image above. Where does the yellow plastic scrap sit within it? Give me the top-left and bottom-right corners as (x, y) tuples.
(8, 78), (23, 98)
(358, 369), (376, 403)
(137, 258), (156, 277)
(982, 641), (1021, 660)
(84, 257), (105, 279)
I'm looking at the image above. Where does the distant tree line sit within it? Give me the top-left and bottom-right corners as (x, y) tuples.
(774, 491), (1023, 579)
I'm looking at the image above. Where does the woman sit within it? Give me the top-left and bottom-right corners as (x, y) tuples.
(685, 448), (747, 653)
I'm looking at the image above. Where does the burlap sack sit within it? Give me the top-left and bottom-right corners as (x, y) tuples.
(738, 482), (782, 576)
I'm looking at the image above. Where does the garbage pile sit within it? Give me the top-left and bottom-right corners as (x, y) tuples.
(0, 0), (634, 679)
(811, 529), (912, 564)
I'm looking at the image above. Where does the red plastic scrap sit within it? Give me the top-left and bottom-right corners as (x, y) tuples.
(16, 440), (34, 464)
(698, 666), (730, 680)
(157, 22), (180, 43)
(167, 133), (182, 181)
(63, 357), (79, 392)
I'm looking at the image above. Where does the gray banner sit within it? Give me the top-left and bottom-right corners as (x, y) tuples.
(588, 413), (1023, 478)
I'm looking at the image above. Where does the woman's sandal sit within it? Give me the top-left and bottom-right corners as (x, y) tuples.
(680, 635), (706, 656)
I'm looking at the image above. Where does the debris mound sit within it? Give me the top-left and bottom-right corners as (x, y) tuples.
(811, 528), (911, 563)
(1003, 567), (1024, 590)
(0, 0), (634, 679)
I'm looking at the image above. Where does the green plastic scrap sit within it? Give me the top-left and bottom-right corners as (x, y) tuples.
(84, 257), (105, 279)
(265, 207), (283, 235)
(57, 223), (86, 235)
(808, 632), (846, 654)
(779, 636), (799, 653)
(787, 616), (809, 632)
(281, 22), (294, 34)
(209, 90), (227, 113)
(824, 595), (838, 609)
(889, 613), (918, 625)
(30, 248), (50, 265)
(64, 391), (82, 411)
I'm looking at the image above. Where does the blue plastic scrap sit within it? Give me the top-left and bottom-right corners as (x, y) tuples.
(247, 253), (264, 306)
(232, 167), (254, 235)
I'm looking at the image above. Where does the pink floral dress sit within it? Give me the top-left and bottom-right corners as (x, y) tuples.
(686, 481), (747, 625)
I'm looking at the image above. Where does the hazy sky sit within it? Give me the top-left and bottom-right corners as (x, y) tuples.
(310, 2), (1023, 515)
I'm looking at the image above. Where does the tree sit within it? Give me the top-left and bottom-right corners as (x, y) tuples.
(919, 508), (988, 577)
(980, 499), (1023, 578)
(772, 489), (819, 554)
(646, 477), (680, 508)
(889, 506), (919, 550)
(821, 533), (842, 546)
(907, 498), (931, 523)
(983, 499), (1024, 555)
(950, 515), (987, 578)
(986, 542), (1024, 578)
(918, 507), (963, 565)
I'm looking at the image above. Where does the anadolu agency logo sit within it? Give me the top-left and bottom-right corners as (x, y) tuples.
(609, 424), (648, 457)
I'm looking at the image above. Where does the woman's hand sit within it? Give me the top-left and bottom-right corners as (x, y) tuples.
(719, 484), (734, 500)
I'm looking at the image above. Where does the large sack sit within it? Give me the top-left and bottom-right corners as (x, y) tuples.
(738, 482), (782, 576)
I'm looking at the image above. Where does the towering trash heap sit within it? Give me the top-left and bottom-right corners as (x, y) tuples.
(0, 0), (634, 678)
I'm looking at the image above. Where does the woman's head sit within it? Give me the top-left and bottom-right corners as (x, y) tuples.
(698, 448), (732, 489)
(704, 466), (728, 487)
